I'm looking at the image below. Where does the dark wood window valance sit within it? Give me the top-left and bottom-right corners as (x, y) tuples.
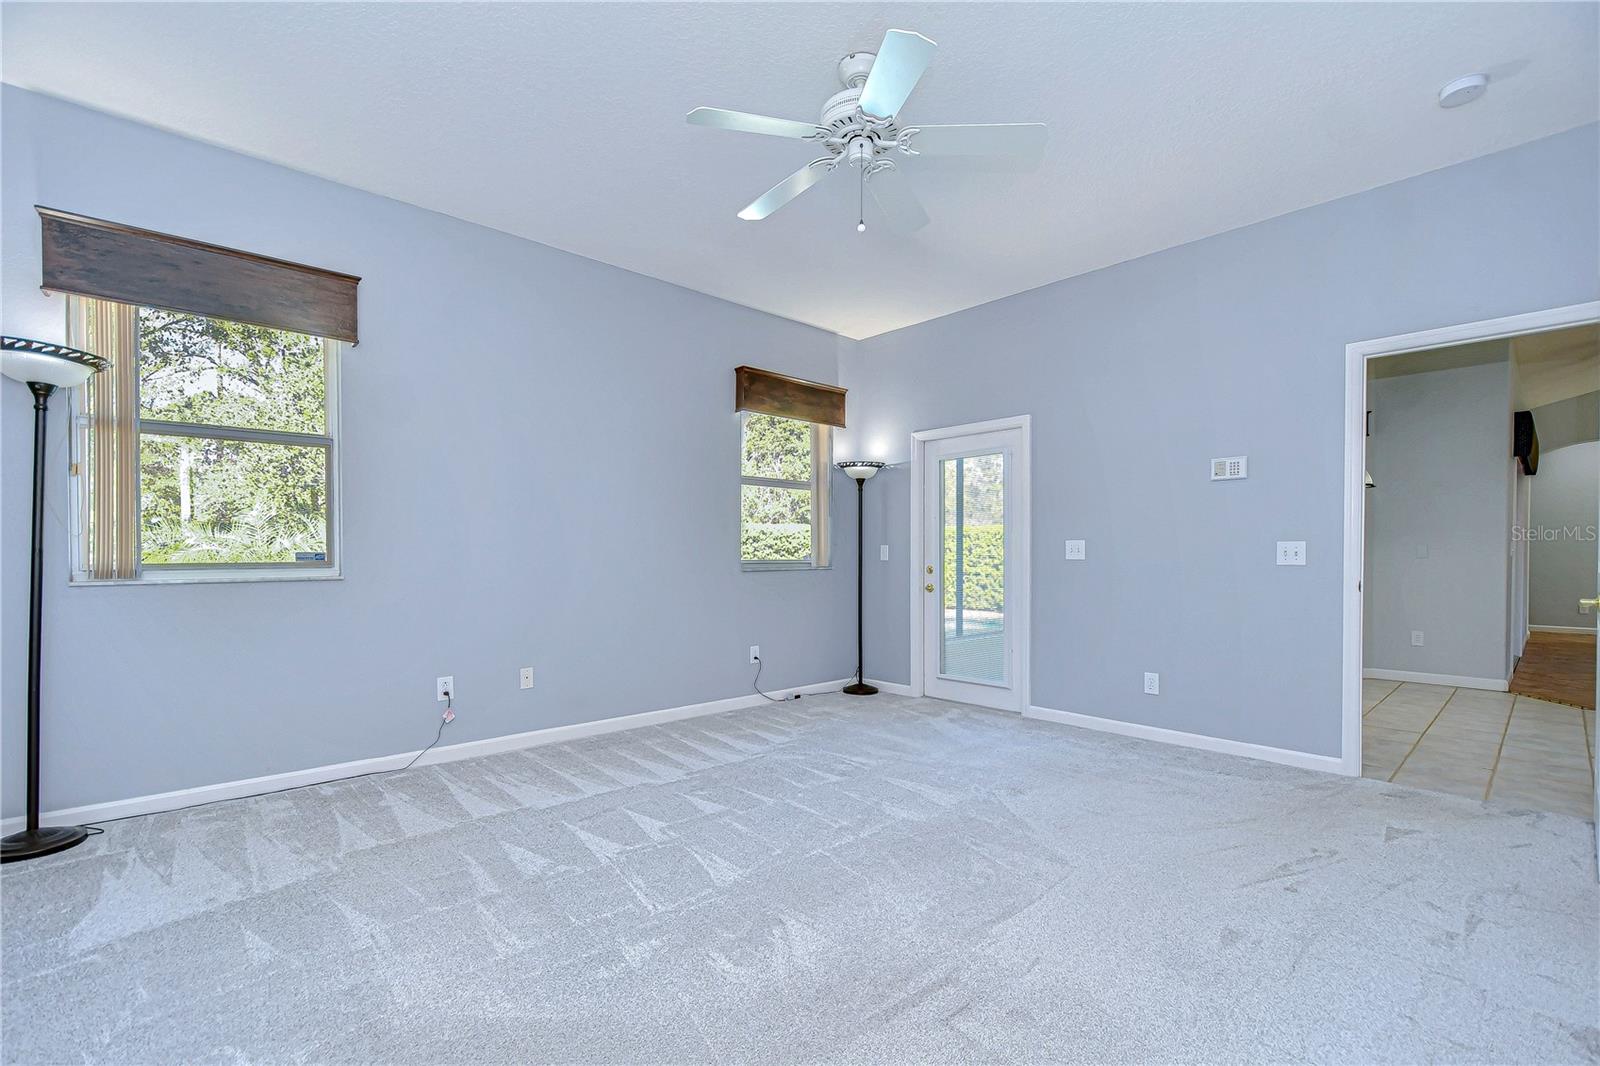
(735, 365), (846, 428)
(38, 207), (360, 343)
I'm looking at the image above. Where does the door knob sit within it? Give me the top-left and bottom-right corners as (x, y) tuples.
(925, 583), (935, 593)
(1581, 598), (1600, 609)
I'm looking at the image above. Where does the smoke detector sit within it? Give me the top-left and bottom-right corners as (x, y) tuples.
(1438, 74), (1489, 109)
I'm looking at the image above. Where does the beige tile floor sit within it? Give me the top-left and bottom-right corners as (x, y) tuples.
(1363, 679), (1596, 819)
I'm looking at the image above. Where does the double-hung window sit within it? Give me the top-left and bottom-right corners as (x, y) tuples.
(740, 412), (831, 569)
(68, 298), (339, 582)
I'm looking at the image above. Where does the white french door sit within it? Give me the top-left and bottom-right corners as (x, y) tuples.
(916, 422), (1029, 712)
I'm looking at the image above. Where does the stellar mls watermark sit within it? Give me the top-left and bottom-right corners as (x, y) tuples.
(1513, 524), (1599, 542)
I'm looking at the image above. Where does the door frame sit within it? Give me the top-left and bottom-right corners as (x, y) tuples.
(1341, 301), (1600, 778)
(907, 415), (1032, 711)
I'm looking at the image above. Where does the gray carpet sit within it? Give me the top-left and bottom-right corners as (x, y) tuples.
(2, 694), (1596, 1064)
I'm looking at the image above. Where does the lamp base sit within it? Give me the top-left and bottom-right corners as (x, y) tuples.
(1, 825), (88, 863)
(842, 682), (879, 696)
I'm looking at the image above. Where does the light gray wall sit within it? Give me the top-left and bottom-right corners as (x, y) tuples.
(1, 87), (856, 816)
(1530, 389), (1600, 453)
(839, 122), (1599, 759)
(1529, 441), (1600, 630)
(1363, 357), (1514, 681)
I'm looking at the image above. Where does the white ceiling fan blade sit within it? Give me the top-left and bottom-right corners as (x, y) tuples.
(687, 107), (825, 140)
(866, 163), (929, 232)
(900, 123), (1047, 163)
(858, 29), (937, 120)
(739, 159), (835, 221)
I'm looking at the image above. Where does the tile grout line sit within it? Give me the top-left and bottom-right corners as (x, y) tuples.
(1482, 695), (1517, 802)
(1363, 680), (1404, 718)
(1387, 687), (1459, 784)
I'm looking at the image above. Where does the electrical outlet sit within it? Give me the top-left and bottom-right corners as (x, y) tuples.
(436, 676), (454, 702)
(1276, 541), (1307, 566)
(1064, 539), (1086, 560)
(749, 645), (760, 664)
(879, 544), (889, 561)
(519, 667), (534, 690)
(1411, 631), (1424, 647)
(1144, 672), (1160, 695)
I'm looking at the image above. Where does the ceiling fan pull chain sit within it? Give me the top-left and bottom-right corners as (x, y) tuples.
(858, 164), (865, 233)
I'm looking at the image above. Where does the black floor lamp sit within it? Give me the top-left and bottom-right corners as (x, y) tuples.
(1, 337), (108, 863)
(836, 460), (885, 696)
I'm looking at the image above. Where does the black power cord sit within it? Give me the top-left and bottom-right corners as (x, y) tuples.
(751, 656), (802, 703)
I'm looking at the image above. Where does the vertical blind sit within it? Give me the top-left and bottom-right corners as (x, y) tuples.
(72, 298), (139, 579)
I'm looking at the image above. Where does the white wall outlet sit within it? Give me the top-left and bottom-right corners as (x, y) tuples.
(1276, 541), (1307, 566)
(1211, 456), (1248, 481)
(879, 544), (889, 561)
(1064, 539), (1086, 560)
(1411, 630), (1425, 647)
(1144, 672), (1160, 695)
(749, 645), (760, 664)
(436, 676), (454, 702)
(519, 667), (534, 690)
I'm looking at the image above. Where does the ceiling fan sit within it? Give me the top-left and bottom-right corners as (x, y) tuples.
(687, 29), (1047, 233)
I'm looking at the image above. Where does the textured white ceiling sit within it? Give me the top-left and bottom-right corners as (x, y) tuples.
(3, 3), (1596, 339)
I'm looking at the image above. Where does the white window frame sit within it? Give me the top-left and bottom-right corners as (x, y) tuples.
(739, 412), (832, 571)
(67, 298), (344, 586)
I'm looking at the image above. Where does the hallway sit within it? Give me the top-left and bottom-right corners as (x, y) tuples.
(1508, 630), (1596, 709)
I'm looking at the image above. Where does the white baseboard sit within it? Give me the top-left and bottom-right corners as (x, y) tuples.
(1529, 624), (1597, 634)
(865, 679), (915, 696)
(1362, 668), (1507, 691)
(2, 678), (854, 834)
(1024, 705), (1348, 776)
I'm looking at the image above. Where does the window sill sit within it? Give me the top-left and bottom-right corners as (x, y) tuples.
(70, 568), (343, 587)
(741, 562), (832, 573)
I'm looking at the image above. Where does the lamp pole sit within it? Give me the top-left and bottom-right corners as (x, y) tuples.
(2, 338), (108, 862)
(836, 461), (884, 696)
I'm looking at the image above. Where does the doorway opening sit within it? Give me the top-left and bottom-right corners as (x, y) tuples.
(1344, 304), (1598, 825)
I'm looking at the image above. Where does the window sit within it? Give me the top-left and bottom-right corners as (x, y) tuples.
(740, 412), (830, 568)
(69, 298), (339, 582)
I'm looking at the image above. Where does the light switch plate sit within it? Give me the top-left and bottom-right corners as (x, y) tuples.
(1064, 539), (1086, 560)
(519, 667), (534, 690)
(1276, 541), (1307, 566)
(880, 544), (889, 561)
(1411, 631), (1425, 647)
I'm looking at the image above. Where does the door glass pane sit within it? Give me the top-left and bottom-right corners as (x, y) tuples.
(940, 451), (1005, 682)
(140, 433), (329, 564)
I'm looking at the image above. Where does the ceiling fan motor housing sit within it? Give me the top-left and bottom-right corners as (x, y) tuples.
(823, 52), (899, 166)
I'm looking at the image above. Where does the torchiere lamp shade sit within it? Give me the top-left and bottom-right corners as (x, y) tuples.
(1, 336), (108, 388)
